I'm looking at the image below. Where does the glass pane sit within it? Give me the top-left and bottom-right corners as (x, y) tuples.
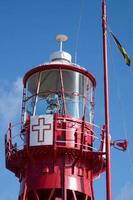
(39, 70), (61, 97)
(25, 70), (61, 116)
(62, 70), (93, 121)
(26, 72), (40, 97)
(24, 69), (94, 122)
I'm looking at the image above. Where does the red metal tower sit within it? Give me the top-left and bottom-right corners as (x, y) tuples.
(5, 34), (106, 200)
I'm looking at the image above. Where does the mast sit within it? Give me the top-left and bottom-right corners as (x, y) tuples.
(102, 0), (112, 200)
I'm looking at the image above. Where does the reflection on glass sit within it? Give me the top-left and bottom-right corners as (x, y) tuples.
(24, 69), (94, 122)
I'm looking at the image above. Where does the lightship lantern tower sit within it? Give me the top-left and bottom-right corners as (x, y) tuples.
(5, 34), (106, 200)
(5, 0), (129, 199)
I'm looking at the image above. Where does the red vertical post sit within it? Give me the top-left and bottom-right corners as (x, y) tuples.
(8, 123), (12, 158)
(22, 183), (27, 200)
(102, 0), (112, 200)
(59, 68), (67, 115)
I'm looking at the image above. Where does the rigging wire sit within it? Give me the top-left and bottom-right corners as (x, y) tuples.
(129, 64), (133, 72)
(74, 0), (84, 64)
(108, 31), (133, 177)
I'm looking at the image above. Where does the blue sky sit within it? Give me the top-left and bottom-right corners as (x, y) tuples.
(0, 0), (133, 199)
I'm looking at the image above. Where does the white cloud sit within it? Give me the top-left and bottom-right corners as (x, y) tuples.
(0, 78), (22, 199)
(115, 182), (133, 200)
(0, 77), (23, 128)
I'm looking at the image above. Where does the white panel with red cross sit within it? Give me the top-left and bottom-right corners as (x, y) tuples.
(30, 115), (53, 146)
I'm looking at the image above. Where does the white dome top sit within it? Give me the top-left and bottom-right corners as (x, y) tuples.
(49, 34), (72, 64)
(49, 50), (72, 63)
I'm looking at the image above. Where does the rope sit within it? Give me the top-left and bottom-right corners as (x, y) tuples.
(74, 0), (84, 64)
(108, 31), (133, 177)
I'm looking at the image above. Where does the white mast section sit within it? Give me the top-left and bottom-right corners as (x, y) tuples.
(56, 34), (68, 52)
(33, 72), (42, 116)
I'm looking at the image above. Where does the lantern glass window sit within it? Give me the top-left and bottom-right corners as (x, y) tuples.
(24, 69), (94, 122)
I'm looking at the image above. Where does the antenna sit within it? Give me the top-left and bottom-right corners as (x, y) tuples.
(56, 34), (68, 51)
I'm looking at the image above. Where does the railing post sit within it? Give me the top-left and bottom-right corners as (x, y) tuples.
(8, 123), (12, 158)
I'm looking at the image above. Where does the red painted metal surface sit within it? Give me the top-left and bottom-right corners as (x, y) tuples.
(5, 114), (106, 199)
(102, 0), (112, 200)
(5, 62), (106, 199)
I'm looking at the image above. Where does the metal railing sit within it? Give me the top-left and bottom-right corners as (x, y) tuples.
(5, 119), (105, 159)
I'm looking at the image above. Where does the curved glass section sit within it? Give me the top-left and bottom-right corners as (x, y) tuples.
(24, 69), (94, 122)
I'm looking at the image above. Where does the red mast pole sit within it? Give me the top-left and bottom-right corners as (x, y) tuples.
(102, 0), (112, 200)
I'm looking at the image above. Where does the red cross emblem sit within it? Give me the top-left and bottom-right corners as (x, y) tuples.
(32, 117), (51, 143)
